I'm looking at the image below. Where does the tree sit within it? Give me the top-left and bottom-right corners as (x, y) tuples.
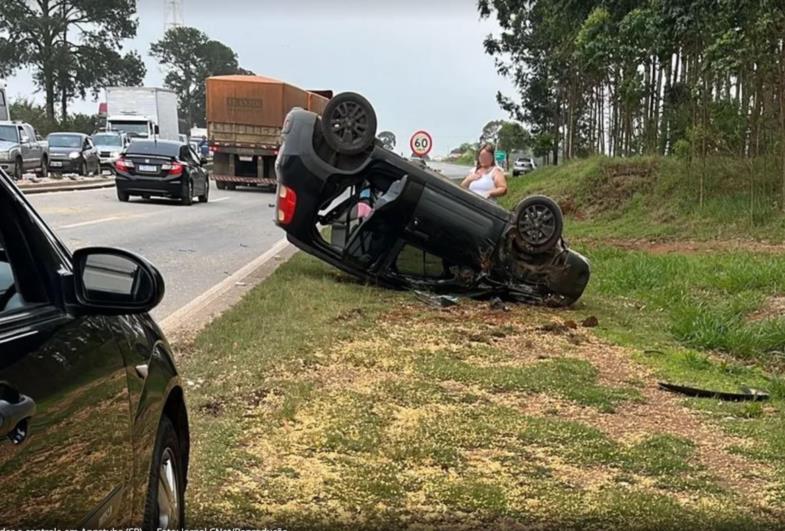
(480, 120), (505, 145)
(377, 131), (396, 150)
(0, 0), (145, 121)
(151, 27), (251, 127)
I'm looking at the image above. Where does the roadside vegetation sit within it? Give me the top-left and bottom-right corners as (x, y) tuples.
(180, 154), (785, 530)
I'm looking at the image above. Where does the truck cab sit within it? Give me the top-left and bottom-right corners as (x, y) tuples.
(107, 115), (157, 140)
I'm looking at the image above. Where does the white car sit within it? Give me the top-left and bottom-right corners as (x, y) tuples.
(512, 157), (536, 177)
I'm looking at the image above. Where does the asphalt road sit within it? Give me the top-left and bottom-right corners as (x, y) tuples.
(28, 186), (283, 319)
(428, 161), (472, 180)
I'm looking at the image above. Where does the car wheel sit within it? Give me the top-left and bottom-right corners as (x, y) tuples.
(198, 179), (209, 203)
(513, 195), (564, 254)
(80, 160), (87, 177)
(320, 92), (377, 156)
(216, 181), (227, 190)
(40, 157), (49, 178)
(142, 416), (185, 531)
(117, 188), (130, 202)
(13, 157), (22, 180)
(227, 183), (236, 191)
(181, 181), (193, 206)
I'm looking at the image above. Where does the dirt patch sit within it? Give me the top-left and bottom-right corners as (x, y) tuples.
(747, 295), (785, 322)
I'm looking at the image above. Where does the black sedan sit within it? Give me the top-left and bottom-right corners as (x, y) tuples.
(0, 168), (189, 527)
(275, 93), (590, 306)
(47, 132), (101, 176)
(115, 140), (209, 205)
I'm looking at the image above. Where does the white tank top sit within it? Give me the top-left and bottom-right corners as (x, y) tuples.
(469, 166), (498, 197)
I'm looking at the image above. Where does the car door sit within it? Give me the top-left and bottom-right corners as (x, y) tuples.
(0, 174), (134, 527)
(84, 137), (99, 173)
(26, 125), (42, 166)
(16, 125), (30, 169)
(185, 145), (206, 194)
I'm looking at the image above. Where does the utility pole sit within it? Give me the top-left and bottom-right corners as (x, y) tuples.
(164, 0), (184, 32)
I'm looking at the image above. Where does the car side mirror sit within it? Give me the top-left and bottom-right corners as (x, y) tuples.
(72, 248), (165, 315)
(20, 135), (29, 144)
(154, 125), (160, 135)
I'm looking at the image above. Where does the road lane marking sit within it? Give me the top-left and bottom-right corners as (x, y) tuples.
(56, 213), (153, 230)
(161, 238), (290, 333)
(211, 197), (231, 203)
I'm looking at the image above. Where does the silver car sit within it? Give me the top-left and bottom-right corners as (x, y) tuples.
(92, 131), (129, 173)
(512, 157), (537, 177)
(0, 122), (48, 180)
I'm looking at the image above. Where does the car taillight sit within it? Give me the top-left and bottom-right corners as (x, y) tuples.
(115, 157), (134, 172)
(162, 162), (184, 176)
(277, 185), (297, 225)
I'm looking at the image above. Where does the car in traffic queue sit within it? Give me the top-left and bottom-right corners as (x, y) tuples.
(92, 131), (129, 174)
(0, 121), (48, 180)
(47, 132), (101, 177)
(114, 139), (210, 205)
(275, 93), (590, 306)
(0, 166), (190, 528)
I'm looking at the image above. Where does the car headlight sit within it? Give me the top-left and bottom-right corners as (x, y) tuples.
(111, 152), (121, 159)
(0, 151), (9, 161)
(69, 151), (81, 159)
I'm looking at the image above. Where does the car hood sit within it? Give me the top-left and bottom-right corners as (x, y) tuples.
(0, 140), (18, 151)
(95, 145), (122, 151)
(49, 146), (81, 154)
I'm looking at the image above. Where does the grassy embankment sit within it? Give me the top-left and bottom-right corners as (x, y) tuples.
(179, 155), (785, 529)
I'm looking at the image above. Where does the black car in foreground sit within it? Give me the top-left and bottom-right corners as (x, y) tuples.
(115, 140), (209, 205)
(0, 168), (189, 527)
(47, 132), (101, 176)
(275, 93), (590, 306)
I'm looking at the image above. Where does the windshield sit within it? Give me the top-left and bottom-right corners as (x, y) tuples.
(48, 135), (83, 148)
(93, 134), (123, 147)
(0, 125), (18, 143)
(126, 141), (181, 158)
(110, 121), (149, 137)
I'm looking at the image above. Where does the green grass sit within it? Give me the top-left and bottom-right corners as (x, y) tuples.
(502, 155), (785, 241)
(180, 253), (784, 529)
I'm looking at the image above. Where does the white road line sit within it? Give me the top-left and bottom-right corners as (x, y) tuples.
(211, 197), (231, 203)
(161, 238), (290, 333)
(56, 213), (153, 230)
(57, 216), (125, 230)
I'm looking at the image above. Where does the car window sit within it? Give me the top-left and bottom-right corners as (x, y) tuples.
(0, 125), (17, 143)
(395, 244), (448, 279)
(48, 135), (83, 149)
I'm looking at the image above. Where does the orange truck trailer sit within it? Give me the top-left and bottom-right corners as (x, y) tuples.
(206, 75), (330, 190)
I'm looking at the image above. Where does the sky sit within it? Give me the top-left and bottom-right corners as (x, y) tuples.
(5, 0), (518, 157)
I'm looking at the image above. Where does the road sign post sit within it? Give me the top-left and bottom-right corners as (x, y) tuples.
(410, 131), (433, 158)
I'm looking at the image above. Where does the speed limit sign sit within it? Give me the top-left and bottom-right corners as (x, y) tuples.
(410, 130), (433, 157)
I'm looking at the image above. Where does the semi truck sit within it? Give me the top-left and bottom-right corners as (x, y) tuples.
(104, 87), (179, 141)
(206, 75), (330, 190)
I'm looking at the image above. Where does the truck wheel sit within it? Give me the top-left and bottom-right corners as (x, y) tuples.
(320, 92), (377, 156)
(513, 195), (564, 254)
(227, 183), (236, 191)
(216, 181), (227, 190)
(13, 157), (22, 180)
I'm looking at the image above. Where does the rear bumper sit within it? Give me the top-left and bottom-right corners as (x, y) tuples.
(116, 175), (185, 197)
(213, 174), (275, 187)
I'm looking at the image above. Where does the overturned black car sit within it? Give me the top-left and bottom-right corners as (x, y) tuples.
(274, 93), (590, 306)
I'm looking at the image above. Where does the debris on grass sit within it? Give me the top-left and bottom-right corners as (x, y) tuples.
(658, 382), (770, 402)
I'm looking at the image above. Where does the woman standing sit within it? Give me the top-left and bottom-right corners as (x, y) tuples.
(460, 144), (508, 200)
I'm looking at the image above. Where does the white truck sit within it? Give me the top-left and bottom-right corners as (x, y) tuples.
(105, 87), (179, 141)
(0, 83), (9, 121)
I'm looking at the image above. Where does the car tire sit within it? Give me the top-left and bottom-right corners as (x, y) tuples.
(13, 157), (22, 181)
(198, 179), (209, 203)
(320, 92), (378, 156)
(512, 171), (519, 177)
(216, 181), (227, 190)
(40, 157), (49, 178)
(227, 183), (236, 191)
(80, 160), (87, 177)
(117, 188), (130, 202)
(513, 195), (564, 254)
(181, 181), (193, 206)
(142, 416), (186, 531)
